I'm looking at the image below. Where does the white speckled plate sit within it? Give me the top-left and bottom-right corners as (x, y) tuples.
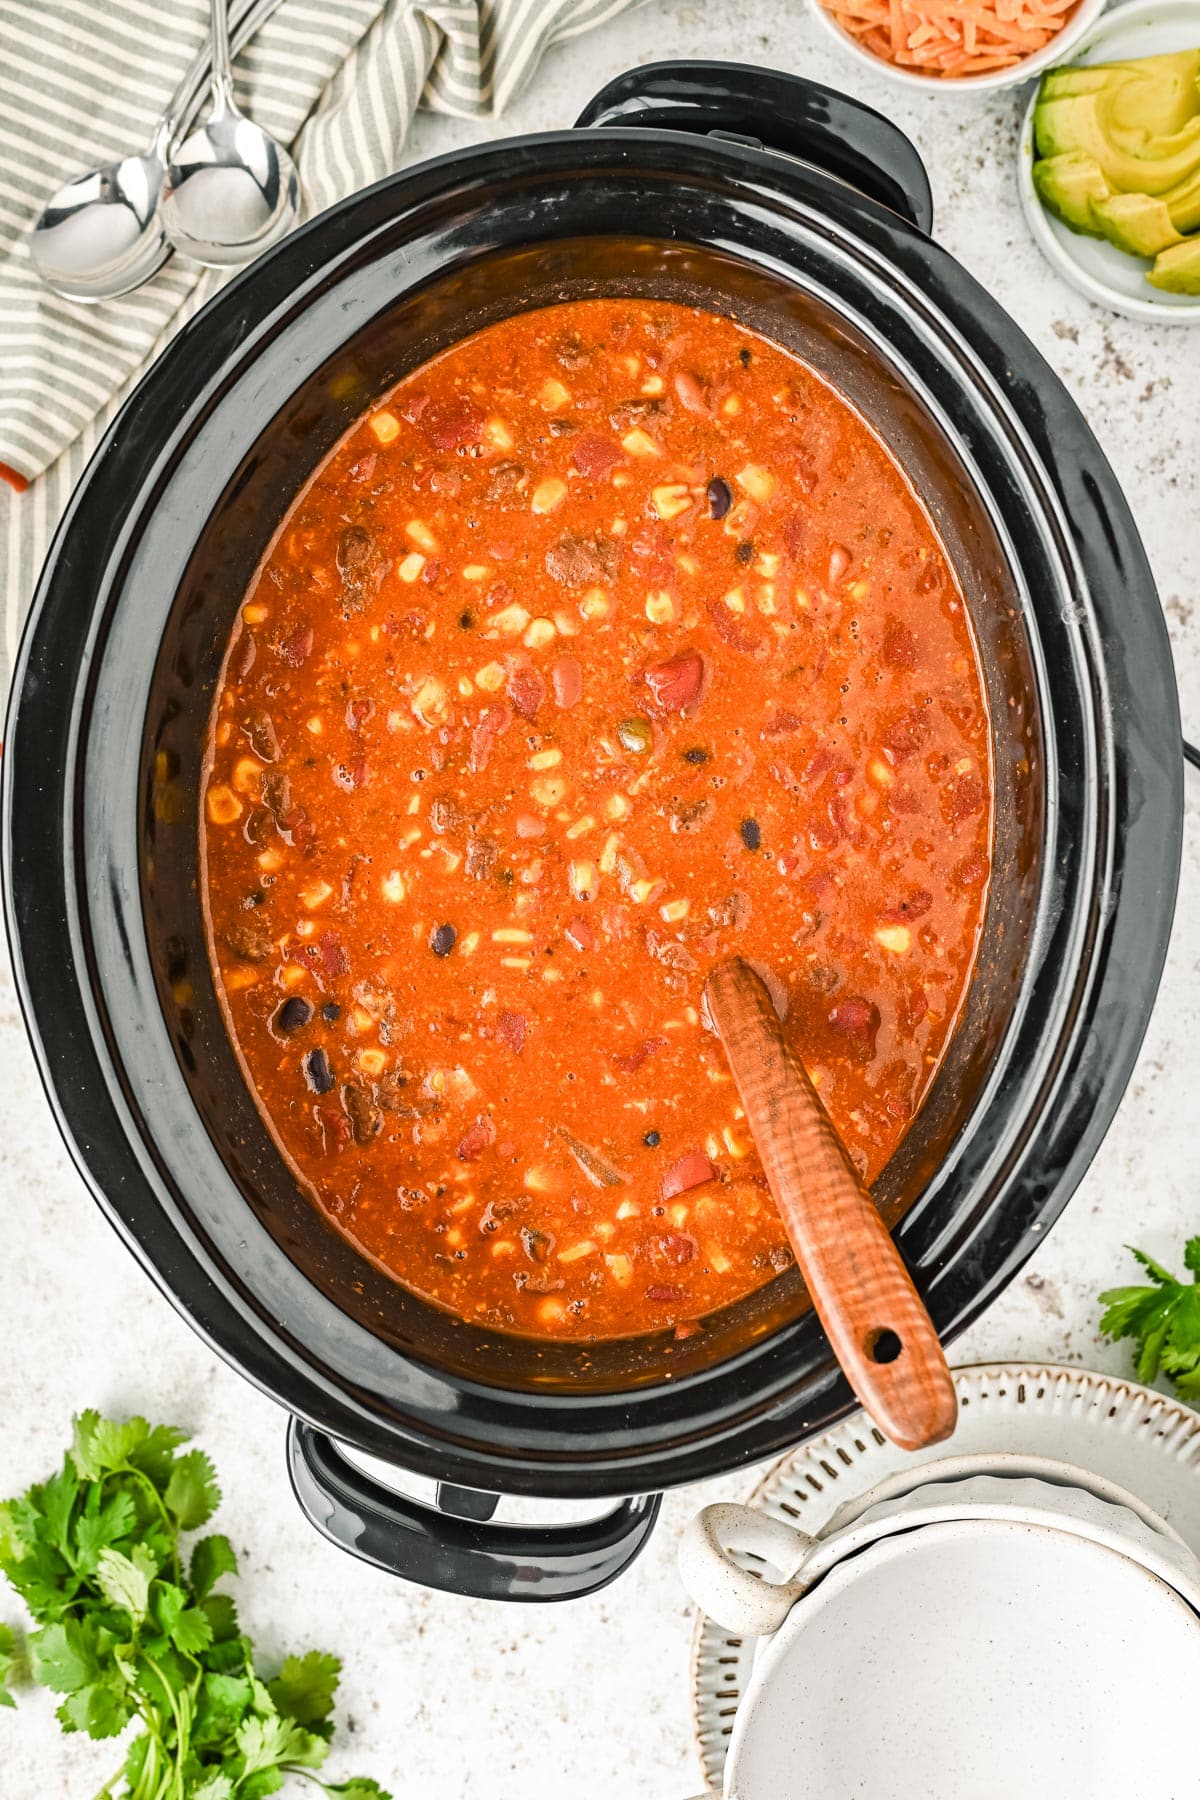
(1018, 0), (1200, 322)
(690, 1362), (1200, 1794)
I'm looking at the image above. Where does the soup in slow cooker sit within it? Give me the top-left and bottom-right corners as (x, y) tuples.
(201, 299), (992, 1342)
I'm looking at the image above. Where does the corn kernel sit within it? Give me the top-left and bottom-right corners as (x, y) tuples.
(300, 880), (333, 911)
(206, 785), (242, 826)
(306, 715), (324, 737)
(501, 956), (532, 970)
(524, 616), (557, 650)
(707, 1242), (732, 1275)
(484, 416), (514, 452)
(875, 924), (912, 955)
(756, 583), (777, 615)
(868, 755), (894, 789)
(457, 676), (475, 698)
(381, 871), (406, 903)
(579, 588), (610, 621)
(370, 410), (400, 444)
(539, 378), (571, 411)
(412, 677), (447, 726)
(620, 428), (660, 458)
(398, 552), (426, 583)
(756, 552), (781, 578)
(232, 756), (262, 795)
(462, 564), (491, 582)
(722, 1126), (749, 1159)
(605, 794), (630, 822)
(528, 747), (562, 771)
(460, 931), (481, 955)
(406, 519), (439, 554)
(559, 1239), (597, 1264)
(492, 928), (534, 944)
(475, 662), (506, 691)
(358, 1049), (388, 1077)
(615, 1199), (640, 1222)
(628, 877), (661, 905)
(645, 590), (677, 625)
(532, 477), (567, 515)
(723, 585), (747, 615)
(570, 860), (598, 902)
(280, 964), (306, 990)
(605, 1253), (633, 1286)
(538, 1297), (567, 1325)
(651, 483), (692, 521)
(553, 608), (579, 638)
(736, 463), (776, 503)
(531, 776), (567, 808)
(490, 604), (530, 637)
(565, 815), (595, 840)
(242, 602), (269, 625)
(660, 897), (690, 924)
(599, 833), (621, 874)
(721, 394), (742, 416)
(640, 374), (665, 396)
(256, 846), (283, 873)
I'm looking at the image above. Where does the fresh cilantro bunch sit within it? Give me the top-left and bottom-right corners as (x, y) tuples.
(1098, 1238), (1200, 1400)
(0, 1411), (391, 1800)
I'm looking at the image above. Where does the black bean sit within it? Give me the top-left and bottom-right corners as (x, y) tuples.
(707, 477), (732, 520)
(740, 817), (761, 851)
(303, 1048), (334, 1095)
(682, 746), (710, 765)
(321, 1001), (342, 1022)
(736, 540), (754, 565)
(430, 923), (457, 957)
(739, 347), (752, 367)
(459, 610), (474, 629)
(275, 996), (313, 1035)
(643, 1130), (661, 1148)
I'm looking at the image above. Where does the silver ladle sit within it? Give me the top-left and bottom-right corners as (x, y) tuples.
(160, 0), (301, 269)
(28, 0), (286, 302)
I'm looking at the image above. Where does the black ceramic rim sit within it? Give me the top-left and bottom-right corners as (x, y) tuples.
(2, 118), (1183, 1497)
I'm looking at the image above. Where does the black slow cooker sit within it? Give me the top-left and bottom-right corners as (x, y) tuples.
(2, 63), (1183, 1602)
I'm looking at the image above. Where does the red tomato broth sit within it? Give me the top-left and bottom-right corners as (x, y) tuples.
(201, 298), (992, 1343)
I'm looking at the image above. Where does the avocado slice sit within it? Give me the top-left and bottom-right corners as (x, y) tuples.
(1090, 191), (1184, 257)
(1039, 54), (1200, 136)
(1147, 235), (1200, 293)
(1034, 152), (1112, 235)
(1034, 95), (1200, 193)
(1164, 163), (1200, 232)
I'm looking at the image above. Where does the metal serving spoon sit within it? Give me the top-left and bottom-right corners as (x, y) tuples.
(28, 0), (283, 301)
(160, 0), (301, 269)
(704, 959), (957, 1452)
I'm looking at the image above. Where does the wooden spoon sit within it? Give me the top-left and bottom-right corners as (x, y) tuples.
(703, 958), (957, 1452)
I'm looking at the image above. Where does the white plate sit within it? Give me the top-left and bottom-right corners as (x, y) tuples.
(690, 1361), (1200, 1794)
(1018, 0), (1200, 321)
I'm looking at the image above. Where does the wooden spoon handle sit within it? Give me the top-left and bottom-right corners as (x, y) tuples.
(704, 959), (957, 1452)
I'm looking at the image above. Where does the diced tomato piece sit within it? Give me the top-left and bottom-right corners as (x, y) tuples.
(944, 774), (985, 826)
(457, 1115), (497, 1162)
(613, 1036), (668, 1075)
(506, 665), (545, 720)
(399, 391), (429, 423)
(350, 453), (377, 483)
(881, 889), (932, 923)
(317, 930), (348, 977)
(656, 1229), (697, 1264)
(828, 996), (881, 1064)
(571, 434), (624, 480)
(551, 656), (583, 710)
(469, 703), (512, 773)
(495, 1010), (527, 1055)
(643, 649), (705, 713)
(761, 710), (804, 739)
(661, 1150), (715, 1200)
(955, 852), (990, 888)
(629, 522), (675, 584)
(644, 1284), (684, 1303)
(706, 600), (760, 655)
(564, 917), (594, 952)
(882, 618), (920, 670)
(421, 396), (485, 451)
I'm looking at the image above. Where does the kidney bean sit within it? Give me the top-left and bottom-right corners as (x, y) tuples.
(551, 655), (583, 709)
(643, 649), (705, 713)
(661, 1150), (715, 1200)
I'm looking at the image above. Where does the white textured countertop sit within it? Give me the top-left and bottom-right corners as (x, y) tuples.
(2, 3), (1198, 1795)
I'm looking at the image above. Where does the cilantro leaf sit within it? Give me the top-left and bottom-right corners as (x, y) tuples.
(30, 1617), (100, 1693)
(3, 1412), (390, 1799)
(165, 1450), (221, 1530)
(327, 1783), (396, 1798)
(190, 1533), (238, 1600)
(0, 1621), (22, 1707)
(95, 1544), (158, 1622)
(268, 1649), (341, 1726)
(1099, 1238), (1200, 1399)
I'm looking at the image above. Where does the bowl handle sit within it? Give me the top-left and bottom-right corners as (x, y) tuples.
(285, 1417), (662, 1602)
(678, 1501), (815, 1636)
(575, 59), (933, 235)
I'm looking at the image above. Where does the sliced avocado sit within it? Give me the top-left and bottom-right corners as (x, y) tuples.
(1164, 163), (1200, 232)
(1147, 235), (1200, 294)
(1034, 152), (1112, 235)
(1106, 51), (1200, 136)
(1040, 67), (1131, 100)
(1090, 191), (1184, 257)
(1034, 95), (1200, 193)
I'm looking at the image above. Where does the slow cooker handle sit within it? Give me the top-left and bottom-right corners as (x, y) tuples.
(575, 59), (933, 235)
(286, 1418), (662, 1602)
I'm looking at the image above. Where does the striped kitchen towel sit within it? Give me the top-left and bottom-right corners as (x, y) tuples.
(0, 0), (640, 691)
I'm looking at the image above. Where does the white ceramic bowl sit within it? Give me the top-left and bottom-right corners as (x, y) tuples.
(1018, 0), (1200, 321)
(809, 0), (1107, 94)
